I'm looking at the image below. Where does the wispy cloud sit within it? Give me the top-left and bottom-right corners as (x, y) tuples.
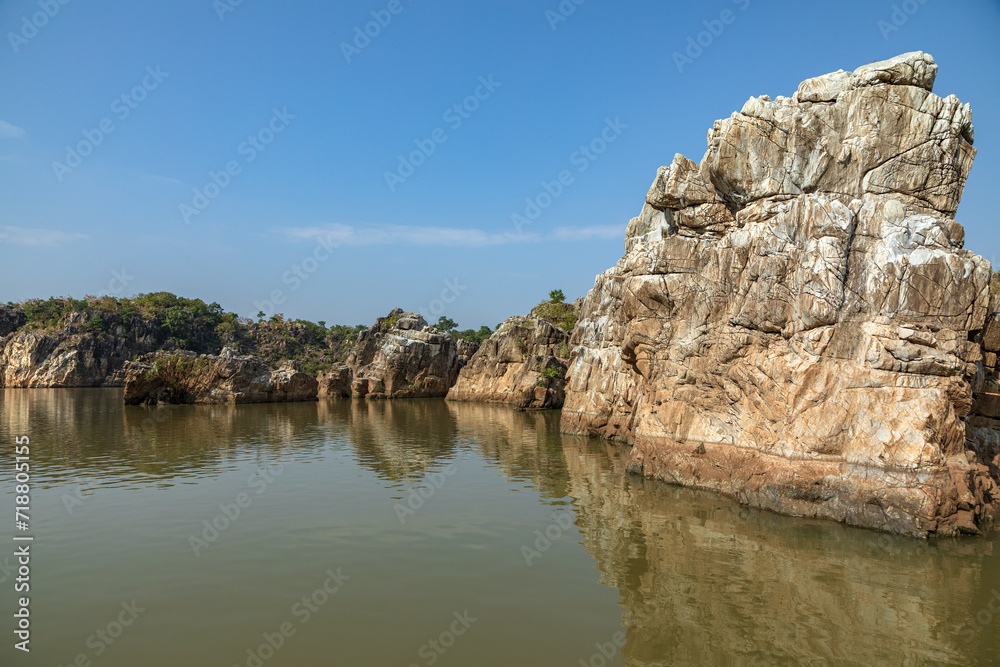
(549, 225), (623, 241)
(0, 225), (88, 246)
(0, 121), (26, 139)
(141, 172), (183, 186)
(279, 223), (539, 247)
(278, 223), (623, 247)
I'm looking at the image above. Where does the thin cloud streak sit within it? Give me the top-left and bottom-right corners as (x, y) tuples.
(142, 172), (183, 186)
(0, 225), (88, 246)
(549, 225), (624, 241)
(278, 223), (622, 247)
(278, 223), (539, 247)
(0, 120), (26, 139)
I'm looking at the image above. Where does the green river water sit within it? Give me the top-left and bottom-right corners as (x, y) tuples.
(0, 389), (998, 666)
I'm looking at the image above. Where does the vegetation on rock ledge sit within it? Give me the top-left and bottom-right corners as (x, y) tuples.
(531, 290), (579, 332)
(7, 294), (368, 375)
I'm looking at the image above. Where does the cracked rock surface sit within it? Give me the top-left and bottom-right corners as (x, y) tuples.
(122, 348), (318, 405)
(0, 309), (160, 387)
(562, 52), (999, 536)
(447, 316), (570, 410)
(320, 309), (459, 399)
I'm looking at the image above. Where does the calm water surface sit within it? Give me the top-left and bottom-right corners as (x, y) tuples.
(1, 389), (998, 666)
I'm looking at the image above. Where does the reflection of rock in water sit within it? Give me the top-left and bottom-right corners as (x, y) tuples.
(448, 400), (998, 663)
(445, 401), (570, 501)
(338, 399), (459, 483)
(122, 397), (324, 463)
(557, 435), (995, 665)
(6, 391), (997, 663)
(1, 388), (326, 485)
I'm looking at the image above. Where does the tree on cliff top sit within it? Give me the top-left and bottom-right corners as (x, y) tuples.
(533, 291), (578, 332)
(436, 316), (458, 333)
(453, 325), (493, 346)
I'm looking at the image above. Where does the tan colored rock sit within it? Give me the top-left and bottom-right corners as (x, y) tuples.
(982, 312), (1000, 353)
(344, 309), (458, 398)
(0, 312), (157, 388)
(563, 53), (998, 537)
(646, 154), (719, 210)
(704, 55), (973, 216)
(447, 316), (570, 410)
(317, 365), (353, 398)
(456, 340), (479, 366)
(852, 51), (938, 92)
(122, 348), (318, 405)
(796, 69), (854, 103)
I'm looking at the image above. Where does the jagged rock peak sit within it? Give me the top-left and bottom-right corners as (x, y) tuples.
(796, 51), (939, 102)
(641, 50), (973, 232)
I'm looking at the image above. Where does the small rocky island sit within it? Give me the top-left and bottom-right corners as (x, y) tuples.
(318, 309), (460, 399)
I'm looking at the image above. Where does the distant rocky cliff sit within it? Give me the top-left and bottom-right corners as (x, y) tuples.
(562, 52), (999, 536)
(0, 296), (361, 388)
(0, 299), (473, 402)
(0, 307), (160, 387)
(319, 309), (461, 399)
(122, 348), (318, 405)
(447, 314), (573, 410)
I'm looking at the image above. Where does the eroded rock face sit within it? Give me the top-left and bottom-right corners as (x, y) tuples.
(317, 364), (353, 399)
(447, 316), (570, 410)
(969, 294), (1000, 490)
(0, 306), (26, 337)
(122, 348), (318, 405)
(343, 309), (458, 398)
(563, 52), (999, 536)
(0, 313), (160, 387)
(456, 340), (479, 367)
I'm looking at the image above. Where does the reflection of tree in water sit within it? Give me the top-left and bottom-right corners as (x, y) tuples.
(445, 401), (570, 503)
(339, 399), (460, 484)
(557, 435), (998, 666)
(0, 389), (327, 488)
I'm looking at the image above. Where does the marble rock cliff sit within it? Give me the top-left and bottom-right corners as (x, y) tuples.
(447, 315), (571, 410)
(319, 309), (459, 398)
(0, 308), (159, 387)
(562, 52), (999, 536)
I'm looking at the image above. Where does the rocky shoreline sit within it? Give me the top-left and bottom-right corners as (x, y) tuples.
(0, 300), (579, 409)
(121, 348), (318, 405)
(3, 51), (998, 537)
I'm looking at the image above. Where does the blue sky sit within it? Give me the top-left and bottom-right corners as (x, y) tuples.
(0, 0), (998, 329)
